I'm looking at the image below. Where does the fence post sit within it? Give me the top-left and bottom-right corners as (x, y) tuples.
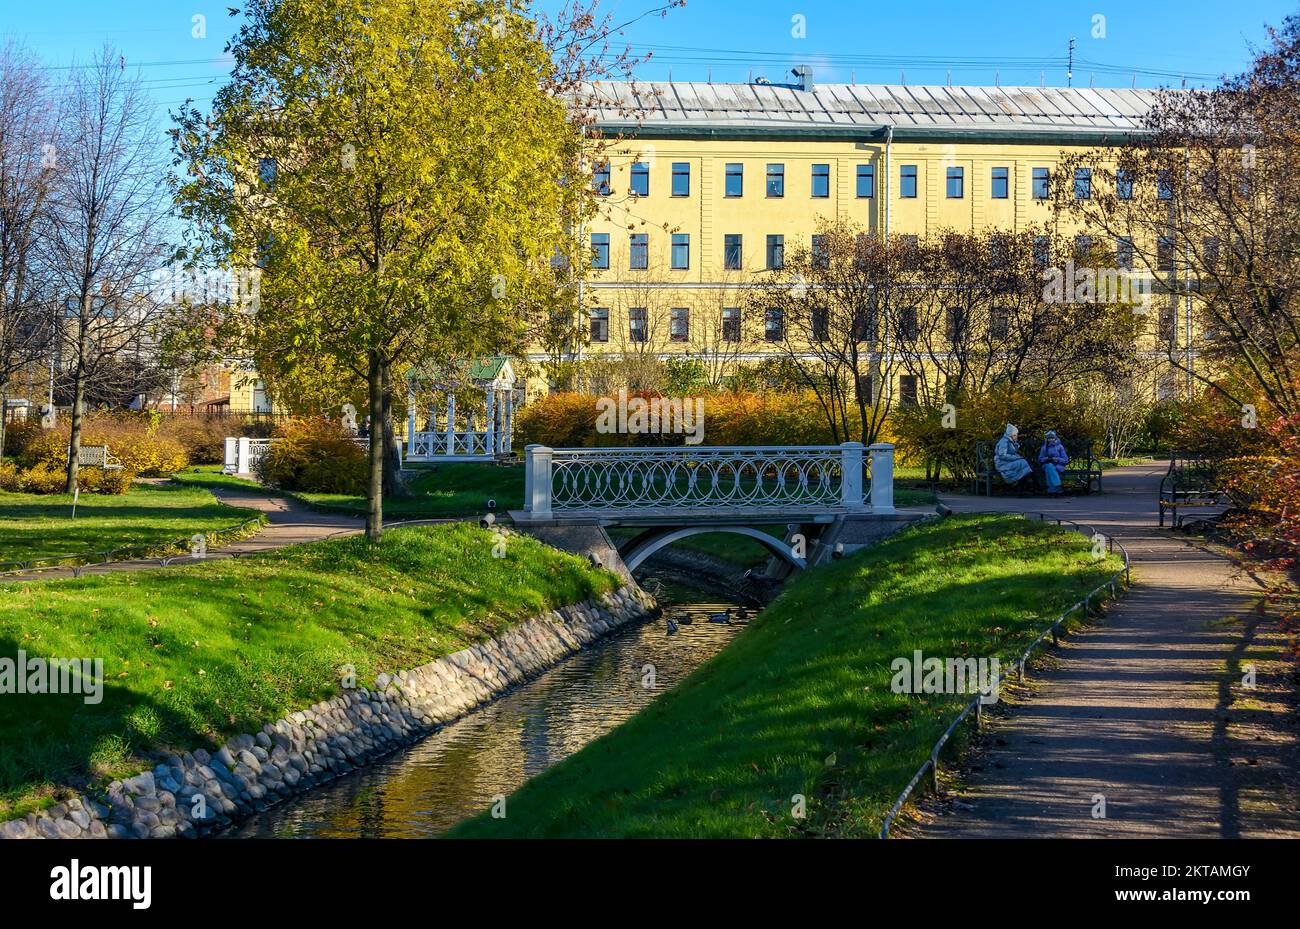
(223, 437), (238, 475)
(237, 436), (252, 475)
(839, 442), (865, 510)
(525, 445), (553, 519)
(868, 442), (896, 513)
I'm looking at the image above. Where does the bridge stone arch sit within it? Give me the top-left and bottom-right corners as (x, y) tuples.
(619, 525), (807, 573)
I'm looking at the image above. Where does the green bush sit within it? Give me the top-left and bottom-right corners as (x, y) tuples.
(257, 416), (367, 494)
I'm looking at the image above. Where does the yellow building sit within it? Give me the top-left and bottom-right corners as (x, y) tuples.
(553, 75), (1186, 398)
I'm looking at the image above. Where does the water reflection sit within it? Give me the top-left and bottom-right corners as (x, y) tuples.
(229, 580), (743, 838)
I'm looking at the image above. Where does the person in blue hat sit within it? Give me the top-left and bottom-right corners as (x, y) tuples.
(1037, 430), (1070, 495)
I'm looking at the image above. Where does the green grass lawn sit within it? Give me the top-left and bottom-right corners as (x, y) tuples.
(0, 483), (262, 567)
(449, 513), (1121, 838)
(0, 522), (618, 819)
(171, 463), (521, 520)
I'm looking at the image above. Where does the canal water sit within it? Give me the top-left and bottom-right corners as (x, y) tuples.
(229, 576), (744, 838)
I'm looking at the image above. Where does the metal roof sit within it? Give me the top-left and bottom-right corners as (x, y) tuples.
(576, 82), (1165, 140)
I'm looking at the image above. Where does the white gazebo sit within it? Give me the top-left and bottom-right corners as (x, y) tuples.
(406, 356), (517, 463)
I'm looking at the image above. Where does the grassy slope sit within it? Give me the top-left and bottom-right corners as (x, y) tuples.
(0, 483), (261, 566)
(0, 523), (618, 817)
(450, 514), (1120, 838)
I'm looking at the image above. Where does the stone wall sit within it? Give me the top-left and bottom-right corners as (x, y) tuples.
(0, 585), (658, 840)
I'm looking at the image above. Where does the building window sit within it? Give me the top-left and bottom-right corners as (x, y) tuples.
(1157, 235), (1175, 272)
(1033, 235), (1050, 268)
(629, 307), (647, 343)
(899, 306), (919, 341)
(1116, 237), (1134, 270)
(766, 164), (785, 197)
(858, 374), (874, 406)
(590, 233), (609, 270)
(764, 307), (784, 342)
(1075, 235), (1092, 260)
(258, 157), (278, 190)
(724, 234), (743, 270)
(811, 305), (829, 341)
(1116, 168), (1134, 200)
(1157, 169), (1173, 200)
(766, 234), (784, 270)
(671, 234), (690, 270)
(811, 163), (830, 198)
(1158, 307), (1175, 342)
(670, 307), (689, 342)
(629, 233), (648, 270)
(630, 161), (649, 197)
(589, 307), (609, 343)
(1074, 168), (1092, 199)
(722, 307), (741, 342)
(899, 234), (919, 252)
(1032, 167), (1050, 199)
(672, 162), (690, 197)
(991, 307), (1009, 340)
(1203, 236), (1220, 271)
(900, 164), (918, 198)
(899, 375), (918, 407)
(991, 166), (1008, 199)
(856, 164), (875, 198)
(945, 306), (965, 344)
(811, 234), (829, 269)
(946, 167), (964, 199)
(725, 163), (744, 197)
(990, 234), (1010, 268)
(593, 161), (611, 196)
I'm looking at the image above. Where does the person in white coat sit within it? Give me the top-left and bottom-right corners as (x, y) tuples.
(994, 423), (1034, 488)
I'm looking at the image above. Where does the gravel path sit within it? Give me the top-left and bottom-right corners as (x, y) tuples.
(915, 463), (1300, 838)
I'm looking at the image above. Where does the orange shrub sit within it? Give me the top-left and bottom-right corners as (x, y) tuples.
(257, 417), (367, 494)
(514, 390), (840, 448)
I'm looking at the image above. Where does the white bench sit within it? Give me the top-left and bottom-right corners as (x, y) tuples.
(77, 445), (123, 470)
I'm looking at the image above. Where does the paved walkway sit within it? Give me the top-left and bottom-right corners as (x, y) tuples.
(915, 463), (1299, 838)
(3, 489), (368, 582)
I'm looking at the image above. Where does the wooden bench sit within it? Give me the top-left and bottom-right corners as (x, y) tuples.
(1158, 452), (1225, 527)
(973, 437), (1102, 496)
(77, 445), (123, 471)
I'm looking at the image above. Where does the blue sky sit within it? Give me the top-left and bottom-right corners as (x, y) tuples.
(0, 0), (1293, 118)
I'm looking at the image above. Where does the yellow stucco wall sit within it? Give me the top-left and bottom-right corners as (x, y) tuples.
(563, 136), (1188, 377)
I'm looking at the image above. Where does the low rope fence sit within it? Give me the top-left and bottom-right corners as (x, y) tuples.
(0, 514), (268, 579)
(878, 511), (1132, 839)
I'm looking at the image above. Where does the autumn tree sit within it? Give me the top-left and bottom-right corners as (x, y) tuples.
(748, 220), (911, 445)
(42, 47), (172, 492)
(173, 0), (661, 539)
(1056, 13), (1300, 425)
(0, 42), (57, 455)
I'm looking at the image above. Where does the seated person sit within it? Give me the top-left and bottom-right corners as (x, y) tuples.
(994, 424), (1035, 489)
(1038, 430), (1070, 495)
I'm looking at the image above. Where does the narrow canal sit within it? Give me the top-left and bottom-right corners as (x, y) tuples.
(229, 575), (746, 838)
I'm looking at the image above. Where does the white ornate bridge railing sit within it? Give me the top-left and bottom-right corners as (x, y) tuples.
(521, 442), (895, 519)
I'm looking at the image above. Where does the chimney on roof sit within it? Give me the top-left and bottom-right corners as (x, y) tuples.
(792, 65), (813, 92)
